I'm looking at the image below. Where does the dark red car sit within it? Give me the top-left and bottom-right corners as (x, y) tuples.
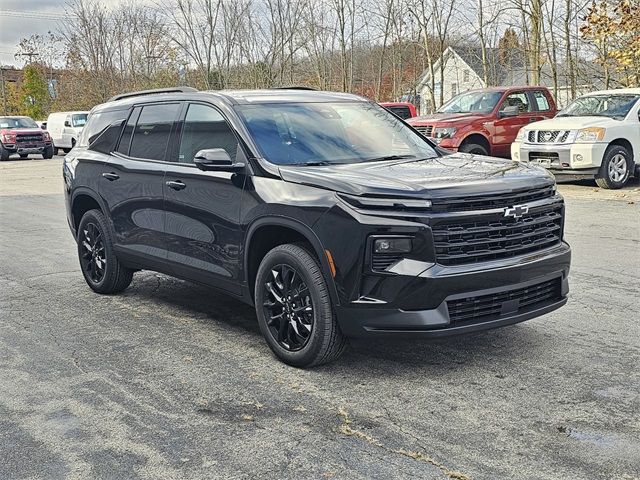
(407, 87), (557, 157)
(379, 102), (418, 120)
(0, 116), (54, 161)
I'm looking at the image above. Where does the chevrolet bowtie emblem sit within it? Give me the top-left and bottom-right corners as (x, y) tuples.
(504, 204), (529, 219)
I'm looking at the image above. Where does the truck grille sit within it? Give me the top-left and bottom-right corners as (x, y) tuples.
(527, 130), (571, 144)
(16, 133), (43, 143)
(413, 125), (433, 137)
(432, 203), (563, 265)
(430, 186), (554, 213)
(447, 278), (562, 323)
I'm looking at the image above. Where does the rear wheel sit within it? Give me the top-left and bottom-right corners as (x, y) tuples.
(459, 142), (488, 156)
(77, 209), (133, 294)
(254, 244), (346, 367)
(596, 145), (631, 189)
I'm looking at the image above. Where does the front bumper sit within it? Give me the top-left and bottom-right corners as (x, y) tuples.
(511, 141), (607, 175)
(3, 143), (51, 154)
(335, 243), (570, 337)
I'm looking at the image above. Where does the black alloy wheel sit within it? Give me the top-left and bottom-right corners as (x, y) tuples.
(80, 222), (106, 283)
(262, 263), (314, 351)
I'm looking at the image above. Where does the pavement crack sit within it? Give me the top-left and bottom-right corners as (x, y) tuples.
(337, 407), (471, 480)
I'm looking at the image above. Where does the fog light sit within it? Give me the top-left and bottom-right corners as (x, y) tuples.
(573, 154), (583, 162)
(562, 162), (570, 168)
(373, 237), (412, 254)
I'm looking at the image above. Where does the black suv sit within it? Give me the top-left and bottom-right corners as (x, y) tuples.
(63, 87), (571, 367)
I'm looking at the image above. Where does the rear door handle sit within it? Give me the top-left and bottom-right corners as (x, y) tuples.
(166, 180), (186, 191)
(102, 172), (120, 181)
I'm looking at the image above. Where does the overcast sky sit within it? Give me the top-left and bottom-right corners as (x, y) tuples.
(0, 0), (133, 67)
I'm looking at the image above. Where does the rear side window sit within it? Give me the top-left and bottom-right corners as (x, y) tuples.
(80, 109), (128, 153)
(386, 106), (411, 119)
(129, 103), (180, 161)
(533, 91), (551, 111)
(116, 107), (141, 156)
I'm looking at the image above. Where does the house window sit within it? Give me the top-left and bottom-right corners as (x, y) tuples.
(463, 69), (470, 83)
(451, 83), (458, 96)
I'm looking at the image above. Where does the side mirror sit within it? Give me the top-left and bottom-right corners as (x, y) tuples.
(499, 105), (520, 118)
(194, 148), (244, 172)
(41, 124), (47, 130)
(64, 120), (71, 127)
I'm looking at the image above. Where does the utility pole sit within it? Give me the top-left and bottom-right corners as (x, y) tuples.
(0, 67), (6, 115)
(20, 52), (40, 64)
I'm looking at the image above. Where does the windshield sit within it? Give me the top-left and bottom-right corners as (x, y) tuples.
(237, 102), (437, 166)
(72, 113), (88, 128)
(437, 91), (503, 114)
(0, 117), (38, 129)
(558, 94), (640, 119)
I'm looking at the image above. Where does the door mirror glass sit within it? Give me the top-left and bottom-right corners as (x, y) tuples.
(194, 148), (244, 171)
(64, 120), (71, 127)
(499, 105), (520, 118)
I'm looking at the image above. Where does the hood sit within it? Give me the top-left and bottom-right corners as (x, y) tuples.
(278, 154), (554, 199)
(0, 127), (43, 135)
(527, 116), (619, 130)
(407, 112), (491, 126)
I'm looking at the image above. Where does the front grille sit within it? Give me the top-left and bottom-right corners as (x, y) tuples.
(527, 130), (570, 144)
(16, 134), (43, 143)
(432, 203), (563, 265)
(371, 253), (402, 272)
(414, 125), (433, 137)
(430, 185), (555, 213)
(447, 278), (561, 323)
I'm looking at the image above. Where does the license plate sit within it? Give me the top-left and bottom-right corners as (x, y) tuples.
(531, 158), (551, 168)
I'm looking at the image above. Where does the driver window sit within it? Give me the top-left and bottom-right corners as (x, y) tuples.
(179, 104), (238, 164)
(500, 92), (531, 113)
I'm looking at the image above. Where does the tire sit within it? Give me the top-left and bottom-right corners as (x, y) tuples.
(254, 243), (347, 367)
(19, 153), (28, 159)
(42, 145), (54, 159)
(595, 145), (632, 189)
(459, 142), (488, 156)
(0, 145), (10, 161)
(63, 148), (71, 154)
(77, 209), (133, 294)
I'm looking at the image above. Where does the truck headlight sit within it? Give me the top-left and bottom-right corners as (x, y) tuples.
(575, 127), (605, 142)
(515, 127), (526, 142)
(432, 127), (457, 143)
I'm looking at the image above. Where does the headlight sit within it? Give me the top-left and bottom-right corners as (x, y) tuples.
(373, 237), (412, 254)
(1, 133), (16, 143)
(575, 127), (605, 142)
(432, 127), (457, 142)
(515, 127), (526, 142)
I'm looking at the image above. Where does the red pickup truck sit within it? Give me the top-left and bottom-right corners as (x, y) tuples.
(407, 87), (557, 157)
(0, 116), (54, 161)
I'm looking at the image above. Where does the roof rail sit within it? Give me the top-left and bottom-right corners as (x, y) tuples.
(273, 86), (317, 91)
(108, 86), (198, 103)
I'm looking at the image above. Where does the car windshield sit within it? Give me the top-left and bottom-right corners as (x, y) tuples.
(237, 102), (437, 166)
(72, 113), (88, 127)
(437, 91), (503, 114)
(0, 117), (38, 129)
(558, 94), (640, 119)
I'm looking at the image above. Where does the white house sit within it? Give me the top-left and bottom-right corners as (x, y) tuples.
(415, 46), (608, 113)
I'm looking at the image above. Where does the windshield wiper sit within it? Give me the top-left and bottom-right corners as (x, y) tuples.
(361, 154), (416, 163)
(295, 160), (342, 166)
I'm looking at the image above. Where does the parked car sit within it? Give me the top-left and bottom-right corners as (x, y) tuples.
(0, 116), (54, 160)
(379, 101), (417, 119)
(63, 87), (570, 367)
(407, 86), (557, 157)
(47, 111), (89, 154)
(512, 88), (640, 189)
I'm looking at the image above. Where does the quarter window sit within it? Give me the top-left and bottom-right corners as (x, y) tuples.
(178, 104), (238, 164)
(80, 109), (128, 152)
(129, 103), (179, 161)
(533, 91), (551, 111)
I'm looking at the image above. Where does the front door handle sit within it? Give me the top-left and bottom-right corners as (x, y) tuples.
(102, 172), (120, 181)
(166, 180), (186, 191)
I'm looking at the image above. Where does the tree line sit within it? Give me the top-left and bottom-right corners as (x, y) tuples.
(2, 0), (639, 118)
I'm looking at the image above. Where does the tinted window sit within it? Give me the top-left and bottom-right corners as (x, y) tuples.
(533, 91), (551, 111)
(129, 103), (179, 161)
(386, 106), (411, 119)
(178, 104), (238, 164)
(79, 109), (128, 150)
(500, 92), (531, 113)
(117, 107), (141, 155)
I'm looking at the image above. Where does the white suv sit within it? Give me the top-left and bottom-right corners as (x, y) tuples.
(511, 88), (640, 189)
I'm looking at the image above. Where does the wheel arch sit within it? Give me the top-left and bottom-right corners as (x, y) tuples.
(608, 138), (634, 164)
(244, 217), (340, 306)
(70, 188), (108, 234)
(459, 133), (491, 154)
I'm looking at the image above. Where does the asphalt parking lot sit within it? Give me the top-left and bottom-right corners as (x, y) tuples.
(1, 156), (639, 480)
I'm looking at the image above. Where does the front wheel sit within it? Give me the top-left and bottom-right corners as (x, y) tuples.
(596, 145), (631, 189)
(0, 145), (10, 161)
(254, 244), (347, 367)
(77, 209), (133, 294)
(459, 142), (488, 156)
(42, 146), (54, 159)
